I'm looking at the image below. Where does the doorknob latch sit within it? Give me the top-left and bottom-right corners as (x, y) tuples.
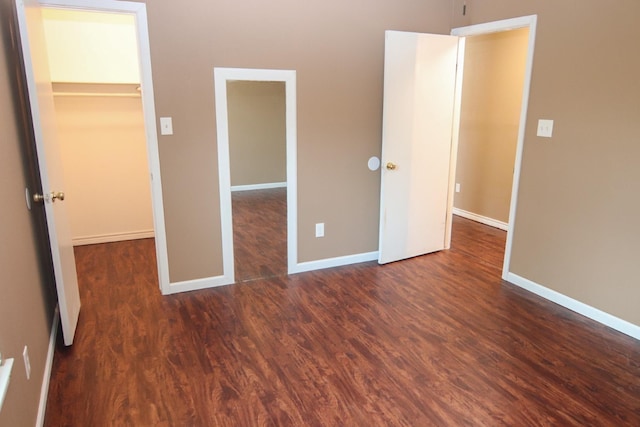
(33, 191), (65, 203)
(386, 162), (397, 170)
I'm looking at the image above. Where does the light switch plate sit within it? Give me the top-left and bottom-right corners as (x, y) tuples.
(160, 117), (173, 135)
(537, 119), (554, 138)
(315, 223), (324, 238)
(23, 346), (30, 380)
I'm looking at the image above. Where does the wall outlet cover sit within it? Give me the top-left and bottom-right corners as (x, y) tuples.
(537, 119), (554, 138)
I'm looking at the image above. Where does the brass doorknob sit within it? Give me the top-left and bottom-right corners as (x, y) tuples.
(33, 191), (65, 203)
(386, 162), (397, 170)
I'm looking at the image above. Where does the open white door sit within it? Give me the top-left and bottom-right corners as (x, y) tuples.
(378, 31), (459, 264)
(15, 0), (81, 345)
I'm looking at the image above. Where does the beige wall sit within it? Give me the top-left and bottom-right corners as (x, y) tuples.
(133, 0), (640, 327)
(53, 84), (153, 244)
(469, 1), (640, 325)
(227, 81), (286, 187)
(454, 28), (529, 223)
(0, 1), (56, 424)
(144, 0), (455, 281)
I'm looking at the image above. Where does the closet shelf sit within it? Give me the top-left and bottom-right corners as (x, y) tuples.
(53, 92), (140, 98)
(52, 82), (141, 98)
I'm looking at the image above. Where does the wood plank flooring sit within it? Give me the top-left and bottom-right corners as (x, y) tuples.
(44, 217), (640, 426)
(233, 188), (287, 282)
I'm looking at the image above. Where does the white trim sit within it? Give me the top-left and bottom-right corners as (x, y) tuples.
(72, 230), (154, 246)
(452, 15), (537, 37)
(165, 275), (234, 295)
(452, 208), (508, 231)
(451, 15), (538, 281)
(38, 0), (171, 296)
(231, 182), (287, 192)
(290, 251), (379, 275)
(0, 358), (14, 413)
(36, 306), (59, 427)
(214, 67), (297, 283)
(213, 70), (236, 286)
(506, 273), (640, 341)
(444, 37), (466, 250)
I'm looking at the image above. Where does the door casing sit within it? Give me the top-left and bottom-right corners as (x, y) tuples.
(214, 67), (297, 284)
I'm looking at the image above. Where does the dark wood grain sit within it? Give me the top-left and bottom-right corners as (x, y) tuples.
(233, 188), (287, 282)
(44, 217), (640, 426)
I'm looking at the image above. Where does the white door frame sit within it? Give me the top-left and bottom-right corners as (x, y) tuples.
(449, 15), (537, 280)
(38, 0), (170, 292)
(214, 68), (297, 283)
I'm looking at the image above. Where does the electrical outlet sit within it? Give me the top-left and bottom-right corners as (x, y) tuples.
(455, 183), (461, 193)
(23, 346), (31, 380)
(315, 223), (325, 238)
(537, 119), (554, 138)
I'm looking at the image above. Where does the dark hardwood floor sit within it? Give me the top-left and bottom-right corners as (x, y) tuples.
(44, 217), (640, 426)
(232, 188), (287, 282)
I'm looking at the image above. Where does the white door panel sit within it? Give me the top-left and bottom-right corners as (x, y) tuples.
(378, 31), (459, 264)
(16, 0), (81, 345)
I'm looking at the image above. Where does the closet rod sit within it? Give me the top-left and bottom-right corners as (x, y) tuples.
(52, 91), (141, 98)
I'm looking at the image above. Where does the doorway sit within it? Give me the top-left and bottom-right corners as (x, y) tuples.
(214, 68), (297, 285)
(450, 27), (530, 264)
(377, 16), (536, 273)
(450, 16), (537, 278)
(227, 80), (288, 281)
(36, 0), (169, 291)
(42, 8), (154, 248)
(16, 0), (167, 345)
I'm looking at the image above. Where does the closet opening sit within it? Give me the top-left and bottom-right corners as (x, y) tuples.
(43, 8), (157, 275)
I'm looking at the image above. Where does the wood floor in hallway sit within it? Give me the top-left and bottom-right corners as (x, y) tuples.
(44, 217), (640, 426)
(232, 187), (287, 282)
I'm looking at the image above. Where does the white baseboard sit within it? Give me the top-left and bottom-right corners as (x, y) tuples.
(72, 230), (155, 246)
(453, 208), (508, 231)
(166, 251), (379, 293)
(163, 274), (235, 295)
(165, 250), (379, 294)
(506, 272), (640, 341)
(231, 182), (287, 192)
(290, 251), (379, 275)
(36, 306), (59, 427)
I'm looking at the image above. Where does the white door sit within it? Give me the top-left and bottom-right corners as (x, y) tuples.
(378, 31), (459, 264)
(16, 0), (81, 345)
